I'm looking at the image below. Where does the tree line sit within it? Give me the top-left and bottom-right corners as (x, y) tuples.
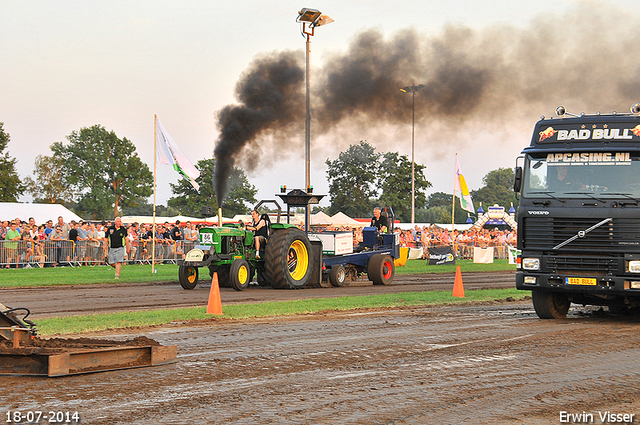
(0, 123), (517, 222)
(323, 140), (518, 223)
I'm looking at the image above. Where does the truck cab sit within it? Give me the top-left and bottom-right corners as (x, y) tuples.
(514, 105), (640, 318)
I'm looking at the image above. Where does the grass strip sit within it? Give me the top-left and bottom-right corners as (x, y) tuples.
(0, 259), (515, 288)
(36, 288), (527, 335)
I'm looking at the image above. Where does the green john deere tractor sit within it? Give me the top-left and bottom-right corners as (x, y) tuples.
(177, 209), (312, 291)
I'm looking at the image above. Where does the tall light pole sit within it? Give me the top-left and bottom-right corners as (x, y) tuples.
(400, 84), (425, 224)
(296, 8), (333, 231)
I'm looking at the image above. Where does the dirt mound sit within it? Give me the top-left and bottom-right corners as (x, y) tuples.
(0, 335), (160, 355)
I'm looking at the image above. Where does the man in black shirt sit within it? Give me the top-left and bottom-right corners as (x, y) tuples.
(370, 207), (388, 233)
(107, 217), (130, 279)
(68, 221), (79, 264)
(170, 221), (182, 241)
(169, 220), (183, 259)
(246, 210), (268, 259)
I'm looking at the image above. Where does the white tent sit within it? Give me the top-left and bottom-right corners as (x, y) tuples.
(0, 202), (83, 225)
(121, 215), (172, 224)
(331, 212), (366, 227)
(120, 215), (218, 225)
(394, 222), (474, 231)
(311, 211), (333, 226)
(203, 215), (235, 223)
(232, 213), (304, 226)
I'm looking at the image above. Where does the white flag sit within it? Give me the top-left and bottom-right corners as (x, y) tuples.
(455, 156), (475, 213)
(156, 118), (200, 191)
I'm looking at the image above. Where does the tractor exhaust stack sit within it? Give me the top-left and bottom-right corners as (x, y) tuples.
(218, 207), (223, 227)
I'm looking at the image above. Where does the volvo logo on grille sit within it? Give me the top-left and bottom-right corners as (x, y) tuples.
(578, 230), (586, 238)
(528, 210), (550, 215)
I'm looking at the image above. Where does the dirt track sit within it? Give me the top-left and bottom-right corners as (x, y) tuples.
(1, 271), (515, 318)
(3, 300), (640, 424)
(4, 271), (640, 424)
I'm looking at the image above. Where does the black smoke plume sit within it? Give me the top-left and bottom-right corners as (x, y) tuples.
(214, 2), (640, 205)
(214, 51), (304, 206)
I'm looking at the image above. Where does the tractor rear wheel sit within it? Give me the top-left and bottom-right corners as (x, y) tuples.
(230, 259), (250, 291)
(368, 254), (395, 285)
(265, 228), (312, 289)
(178, 265), (199, 290)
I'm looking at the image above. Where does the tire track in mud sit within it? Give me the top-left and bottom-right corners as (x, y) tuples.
(5, 302), (640, 424)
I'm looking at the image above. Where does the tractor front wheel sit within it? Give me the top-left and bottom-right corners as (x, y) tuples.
(230, 259), (251, 291)
(178, 265), (199, 290)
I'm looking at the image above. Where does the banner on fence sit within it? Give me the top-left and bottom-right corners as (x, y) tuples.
(427, 246), (456, 266)
(473, 246), (494, 264)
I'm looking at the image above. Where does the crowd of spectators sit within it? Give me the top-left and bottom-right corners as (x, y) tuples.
(0, 216), (201, 268)
(316, 224), (517, 260)
(396, 225), (516, 248)
(2, 214), (518, 268)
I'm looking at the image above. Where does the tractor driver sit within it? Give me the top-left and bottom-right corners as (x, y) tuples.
(247, 210), (268, 259)
(370, 207), (388, 233)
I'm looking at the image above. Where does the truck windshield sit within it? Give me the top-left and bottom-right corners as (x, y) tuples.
(523, 153), (640, 200)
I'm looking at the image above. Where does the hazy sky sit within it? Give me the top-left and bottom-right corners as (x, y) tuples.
(2, 0), (640, 212)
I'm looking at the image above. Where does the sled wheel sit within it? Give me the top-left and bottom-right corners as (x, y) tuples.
(368, 254), (395, 285)
(329, 264), (349, 287)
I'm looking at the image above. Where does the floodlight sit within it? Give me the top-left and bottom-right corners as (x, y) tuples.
(297, 8), (322, 24)
(315, 15), (334, 27)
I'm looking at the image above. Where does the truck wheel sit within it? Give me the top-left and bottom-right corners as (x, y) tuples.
(230, 259), (250, 291)
(329, 265), (348, 287)
(532, 289), (570, 319)
(265, 228), (312, 289)
(178, 265), (199, 290)
(368, 254), (395, 285)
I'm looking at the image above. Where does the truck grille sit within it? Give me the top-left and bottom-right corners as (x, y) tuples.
(522, 217), (640, 252)
(545, 256), (619, 276)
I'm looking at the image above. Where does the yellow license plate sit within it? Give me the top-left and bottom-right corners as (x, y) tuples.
(566, 277), (597, 286)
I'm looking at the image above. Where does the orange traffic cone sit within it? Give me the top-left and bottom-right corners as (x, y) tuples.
(453, 265), (465, 298)
(207, 272), (223, 315)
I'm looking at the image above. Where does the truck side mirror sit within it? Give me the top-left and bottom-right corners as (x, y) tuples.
(513, 166), (523, 193)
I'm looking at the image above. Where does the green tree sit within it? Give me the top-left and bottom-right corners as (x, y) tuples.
(0, 122), (25, 201)
(426, 192), (453, 209)
(51, 125), (152, 219)
(471, 168), (519, 210)
(378, 152), (431, 222)
(418, 194), (472, 224)
(311, 205), (329, 214)
(325, 141), (381, 217)
(24, 154), (75, 204)
(167, 158), (257, 218)
(121, 201), (180, 217)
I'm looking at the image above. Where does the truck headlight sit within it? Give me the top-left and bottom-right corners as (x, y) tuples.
(629, 260), (640, 273)
(522, 258), (540, 271)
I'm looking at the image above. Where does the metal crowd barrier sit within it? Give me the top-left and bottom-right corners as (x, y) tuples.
(129, 239), (193, 264)
(0, 240), (78, 268)
(408, 243), (509, 261)
(0, 239), (196, 268)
